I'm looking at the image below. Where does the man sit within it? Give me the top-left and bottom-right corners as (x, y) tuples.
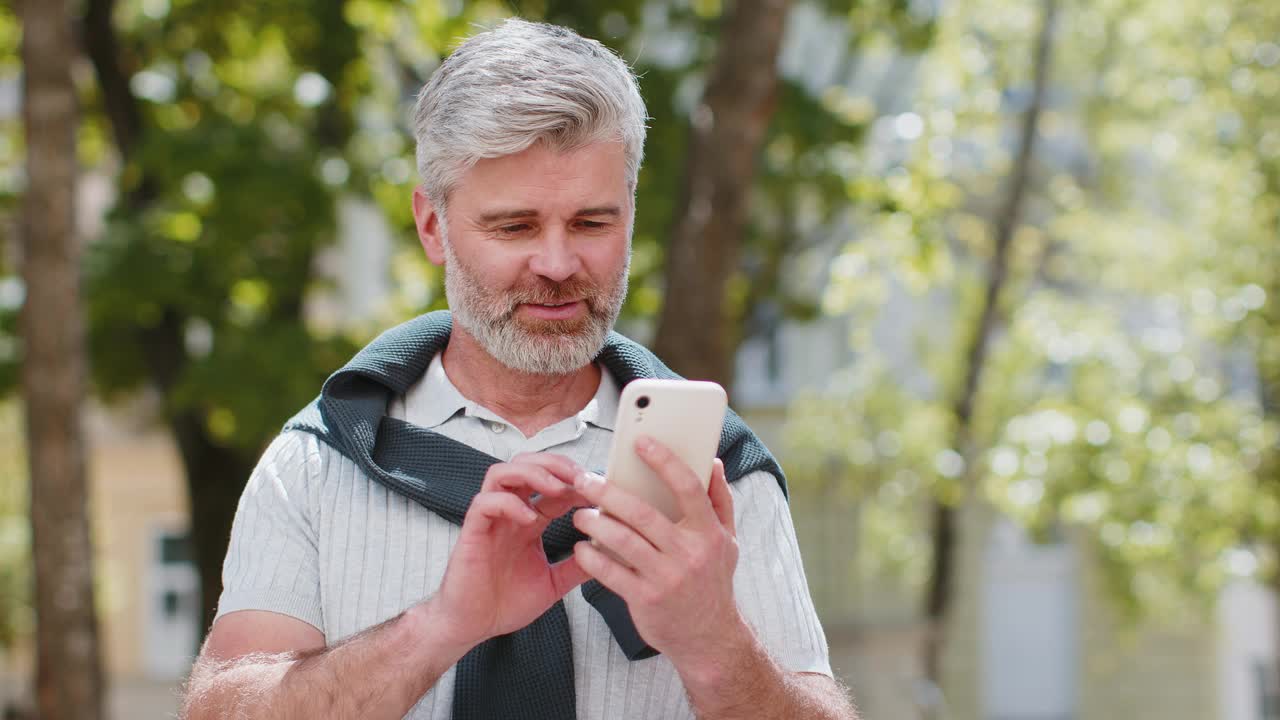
(181, 18), (857, 720)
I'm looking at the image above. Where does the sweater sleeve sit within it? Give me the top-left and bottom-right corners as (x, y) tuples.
(730, 470), (833, 677)
(213, 431), (325, 632)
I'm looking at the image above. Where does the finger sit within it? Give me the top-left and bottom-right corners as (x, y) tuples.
(706, 459), (735, 535)
(574, 472), (679, 551)
(481, 464), (530, 501)
(573, 540), (643, 599)
(572, 508), (661, 574)
(510, 452), (586, 486)
(549, 555), (591, 596)
(485, 463), (575, 501)
(465, 492), (539, 534)
(634, 435), (717, 527)
(529, 491), (592, 525)
(495, 454), (592, 506)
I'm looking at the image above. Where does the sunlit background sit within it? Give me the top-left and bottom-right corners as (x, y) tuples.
(2, 0), (1279, 718)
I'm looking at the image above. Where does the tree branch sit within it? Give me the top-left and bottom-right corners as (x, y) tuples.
(921, 0), (1059, 690)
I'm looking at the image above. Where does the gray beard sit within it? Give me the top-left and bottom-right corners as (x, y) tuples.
(441, 235), (630, 377)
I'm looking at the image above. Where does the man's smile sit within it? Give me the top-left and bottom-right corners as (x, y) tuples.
(518, 299), (586, 320)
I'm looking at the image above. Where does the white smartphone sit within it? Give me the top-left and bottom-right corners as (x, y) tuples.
(602, 379), (728, 521)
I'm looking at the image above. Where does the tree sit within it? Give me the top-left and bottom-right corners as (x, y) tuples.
(20, 0), (104, 716)
(649, 0), (794, 388)
(77, 0), (656, 642)
(1187, 0), (1280, 680)
(643, 0), (937, 392)
(787, 0), (1277, 709)
(922, 0), (1057, 685)
(72, 0), (930, 643)
(81, 0), (365, 634)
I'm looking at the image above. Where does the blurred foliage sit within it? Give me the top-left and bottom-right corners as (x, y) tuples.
(51, 0), (931, 450)
(787, 0), (1280, 618)
(0, 402), (30, 649)
(81, 0), (370, 449)
(0, 6), (24, 655)
(0, 0), (1269, 648)
(0, 1), (19, 393)
(0, 0), (935, 642)
(0, 0), (1266, 640)
(0, 0), (1269, 646)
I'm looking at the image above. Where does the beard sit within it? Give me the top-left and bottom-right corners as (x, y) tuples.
(442, 236), (630, 376)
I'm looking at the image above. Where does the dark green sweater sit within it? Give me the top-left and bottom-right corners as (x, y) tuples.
(284, 310), (787, 720)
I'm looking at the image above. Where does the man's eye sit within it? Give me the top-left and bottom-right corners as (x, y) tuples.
(497, 224), (531, 234)
(578, 220), (607, 229)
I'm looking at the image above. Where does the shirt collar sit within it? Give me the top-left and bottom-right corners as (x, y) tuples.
(399, 353), (620, 431)
(581, 367), (619, 431)
(399, 352), (470, 430)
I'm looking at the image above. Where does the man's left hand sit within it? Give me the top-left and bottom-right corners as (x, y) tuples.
(571, 436), (747, 672)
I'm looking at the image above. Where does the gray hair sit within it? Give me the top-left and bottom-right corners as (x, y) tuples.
(412, 18), (649, 212)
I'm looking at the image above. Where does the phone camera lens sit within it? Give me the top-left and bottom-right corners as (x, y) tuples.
(636, 396), (650, 409)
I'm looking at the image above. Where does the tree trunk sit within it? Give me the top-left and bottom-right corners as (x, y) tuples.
(173, 413), (257, 634)
(650, 0), (793, 391)
(80, 0), (260, 642)
(81, 0), (154, 210)
(136, 312), (259, 637)
(921, 0), (1059, 695)
(20, 0), (106, 717)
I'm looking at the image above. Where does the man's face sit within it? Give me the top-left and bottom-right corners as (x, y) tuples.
(416, 141), (633, 375)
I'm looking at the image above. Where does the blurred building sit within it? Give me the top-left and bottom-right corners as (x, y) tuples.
(732, 306), (1279, 720)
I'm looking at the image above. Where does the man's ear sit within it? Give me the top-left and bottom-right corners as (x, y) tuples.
(412, 186), (447, 265)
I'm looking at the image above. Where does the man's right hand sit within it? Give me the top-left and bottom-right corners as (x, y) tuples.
(186, 453), (594, 720)
(430, 452), (593, 648)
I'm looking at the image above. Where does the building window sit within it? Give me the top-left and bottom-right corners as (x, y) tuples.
(145, 528), (200, 679)
(1256, 660), (1279, 720)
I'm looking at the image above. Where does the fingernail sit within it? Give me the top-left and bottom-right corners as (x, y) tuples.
(575, 471), (603, 491)
(636, 435), (653, 453)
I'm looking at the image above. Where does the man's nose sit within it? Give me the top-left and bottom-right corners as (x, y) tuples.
(528, 228), (582, 283)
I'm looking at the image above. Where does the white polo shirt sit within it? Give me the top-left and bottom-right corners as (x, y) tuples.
(216, 353), (831, 719)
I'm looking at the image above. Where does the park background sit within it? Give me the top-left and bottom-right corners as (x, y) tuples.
(4, 0), (1280, 718)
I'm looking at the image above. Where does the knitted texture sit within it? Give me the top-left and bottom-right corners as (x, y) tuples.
(283, 310), (787, 719)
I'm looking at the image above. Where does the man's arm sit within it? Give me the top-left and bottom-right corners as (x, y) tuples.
(183, 449), (593, 719)
(674, 614), (858, 719)
(571, 440), (858, 719)
(181, 600), (472, 720)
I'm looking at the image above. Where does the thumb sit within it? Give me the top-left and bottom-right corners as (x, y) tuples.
(707, 459), (735, 535)
(550, 554), (591, 596)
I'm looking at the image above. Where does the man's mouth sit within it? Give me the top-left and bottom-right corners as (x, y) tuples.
(518, 299), (586, 320)
(526, 299), (583, 308)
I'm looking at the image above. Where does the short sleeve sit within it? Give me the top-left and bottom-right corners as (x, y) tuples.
(213, 431), (325, 632)
(730, 470), (833, 677)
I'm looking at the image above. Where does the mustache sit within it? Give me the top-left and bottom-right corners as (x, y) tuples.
(504, 277), (607, 314)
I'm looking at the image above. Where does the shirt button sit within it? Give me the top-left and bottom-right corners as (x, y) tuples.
(489, 421), (506, 434)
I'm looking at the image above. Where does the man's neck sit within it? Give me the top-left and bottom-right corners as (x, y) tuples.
(440, 326), (603, 438)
